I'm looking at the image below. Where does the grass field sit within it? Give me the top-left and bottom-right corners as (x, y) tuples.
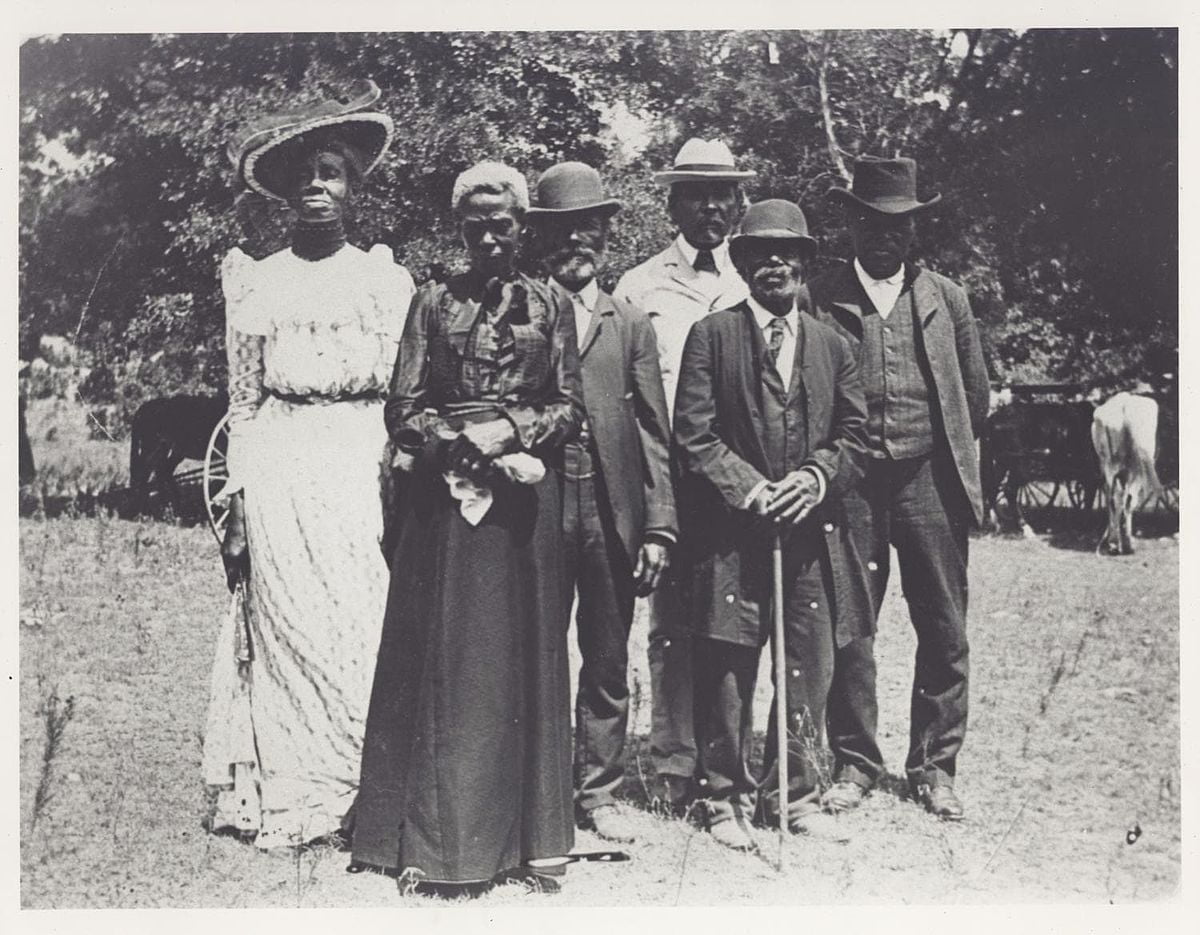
(18, 511), (1180, 907)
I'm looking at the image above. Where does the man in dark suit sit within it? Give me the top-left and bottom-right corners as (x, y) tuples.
(674, 199), (870, 850)
(527, 162), (678, 843)
(806, 156), (990, 821)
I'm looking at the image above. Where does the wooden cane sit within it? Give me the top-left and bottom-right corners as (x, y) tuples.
(771, 529), (788, 871)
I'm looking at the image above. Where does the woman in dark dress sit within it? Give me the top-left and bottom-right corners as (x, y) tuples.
(351, 161), (584, 889)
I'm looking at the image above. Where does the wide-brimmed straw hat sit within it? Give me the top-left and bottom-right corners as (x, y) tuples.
(653, 138), (757, 186)
(828, 155), (942, 215)
(729, 199), (817, 259)
(228, 79), (394, 201)
(527, 162), (621, 218)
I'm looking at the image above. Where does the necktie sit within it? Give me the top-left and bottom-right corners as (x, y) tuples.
(693, 248), (717, 274)
(766, 317), (786, 371)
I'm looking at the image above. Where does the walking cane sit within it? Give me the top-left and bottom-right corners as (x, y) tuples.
(771, 529), (788, 872)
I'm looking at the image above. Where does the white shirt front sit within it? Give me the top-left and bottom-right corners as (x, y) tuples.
(853, 257), (906, 319)
(747, 296), (799, 390)
(565, 278), (601, 351)
(674, 234), (733, 280)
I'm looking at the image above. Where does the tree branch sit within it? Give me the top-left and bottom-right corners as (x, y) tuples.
(816, 37), (852, 183)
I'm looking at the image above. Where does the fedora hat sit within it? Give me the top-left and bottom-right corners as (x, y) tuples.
(729, 199), (817, 258)
(653, 137), (757, 186)
(828, 155), (941, 215)
(527, 162), (621, 218)
(228, 79), (394, 201)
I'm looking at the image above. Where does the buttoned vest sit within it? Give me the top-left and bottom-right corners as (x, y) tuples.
(760, 331), (809, 481)
(858, 285), (935, 459)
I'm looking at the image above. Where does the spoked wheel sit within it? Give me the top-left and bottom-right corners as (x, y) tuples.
(1018, 479), (1059, 512)
(1159, 483), (1179, 512)
(203, 411), (233, 545)
(1064, 478), (1097, 511)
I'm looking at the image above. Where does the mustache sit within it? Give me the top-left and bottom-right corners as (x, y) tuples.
(548, 246), (600, 264)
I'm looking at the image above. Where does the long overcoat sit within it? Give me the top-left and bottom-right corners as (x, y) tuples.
(804, 261), (991, 524)
(672, 300), (872, 649)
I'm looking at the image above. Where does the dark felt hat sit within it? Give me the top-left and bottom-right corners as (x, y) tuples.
(729, 199), (818, 257)
(527, 162), (621, 218)
(228, 80), (394, 201)
(829, 155), (942, 215)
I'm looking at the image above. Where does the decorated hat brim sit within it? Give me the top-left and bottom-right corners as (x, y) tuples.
(526, 198), (622, 218)
(653, 169), (757, 186)
(828, 187), (942, 215)
(240, 113), (394, 201)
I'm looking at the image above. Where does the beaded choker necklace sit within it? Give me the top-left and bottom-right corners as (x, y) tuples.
(291, 218), (347, 261)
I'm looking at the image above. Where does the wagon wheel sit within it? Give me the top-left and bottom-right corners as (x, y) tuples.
(1018, 479), (1059, 511)
(203, 411), (233, 545)
(1159, 483), (1180, 513)
(1064, 478), (1096, 511)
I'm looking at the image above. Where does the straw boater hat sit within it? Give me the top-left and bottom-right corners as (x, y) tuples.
(527, 162), (621, 218)
(228, 79), (394, 201)
(653, 138), (757, 186)
(828, 155), (942, 215)
(728, 199), (818, 261)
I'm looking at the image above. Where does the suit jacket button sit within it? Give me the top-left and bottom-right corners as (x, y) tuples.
(823, 522), (834, 533)
(725, 594), (736, 604)
(808, 601), (819, 610)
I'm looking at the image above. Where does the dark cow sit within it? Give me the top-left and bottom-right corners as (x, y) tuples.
(980, 400), (1101, 532)
(129, 393), (228, 512)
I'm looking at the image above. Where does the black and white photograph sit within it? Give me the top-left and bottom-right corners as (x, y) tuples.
(12, 3), (1188, 922)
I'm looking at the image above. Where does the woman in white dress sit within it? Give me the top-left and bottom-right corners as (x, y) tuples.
(202, 81), (415, 848)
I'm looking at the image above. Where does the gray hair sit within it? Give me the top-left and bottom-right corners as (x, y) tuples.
(451, 161), (530, 216)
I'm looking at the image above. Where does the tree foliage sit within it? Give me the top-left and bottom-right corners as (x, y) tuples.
(19, 29), (1178, 405)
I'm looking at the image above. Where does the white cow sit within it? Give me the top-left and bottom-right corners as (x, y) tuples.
(1091, 392), (1161, 554)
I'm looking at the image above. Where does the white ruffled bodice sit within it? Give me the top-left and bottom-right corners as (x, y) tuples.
(220, 244), (415, 496)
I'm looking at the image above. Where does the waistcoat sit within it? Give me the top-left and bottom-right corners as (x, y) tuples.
(760, 338), (810, 481)
(859, 286), (934, 459)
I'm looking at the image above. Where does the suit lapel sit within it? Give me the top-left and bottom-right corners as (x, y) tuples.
(736, 304), (772, 471)
(578, 293), (612, 360)
(909, 267), (942, 329)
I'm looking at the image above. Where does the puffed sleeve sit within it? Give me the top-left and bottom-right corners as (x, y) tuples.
(384, 282), (447, 459)
(219, 249), (266, 500)
(500, 284), (584, 453)
(367, 244), (417, 389)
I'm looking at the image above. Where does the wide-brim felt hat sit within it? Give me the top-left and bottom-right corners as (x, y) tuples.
(526, 161), (621, 218)
(729, 199), (817, 256)
(653, 137), (757, 185)
(228, 79), (394, 201)
(828, 155), (941, 215)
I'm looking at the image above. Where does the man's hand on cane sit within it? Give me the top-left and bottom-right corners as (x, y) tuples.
(765, 470), (823, 525)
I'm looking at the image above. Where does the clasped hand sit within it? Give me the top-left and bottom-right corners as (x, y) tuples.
(750, 470), (822, 526)
(442, 419), (518, 484)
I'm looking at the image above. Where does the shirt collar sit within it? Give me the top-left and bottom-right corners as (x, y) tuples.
(565, 278), (600, 312)
(675, 234), (731, 273)
(853, 257), (906, 289)
(746, 295), (798, 334)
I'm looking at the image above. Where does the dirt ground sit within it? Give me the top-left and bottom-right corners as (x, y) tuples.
(18, 515), (1180, 907)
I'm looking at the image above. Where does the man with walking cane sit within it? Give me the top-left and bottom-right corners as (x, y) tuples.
(673, 199), (871, 851)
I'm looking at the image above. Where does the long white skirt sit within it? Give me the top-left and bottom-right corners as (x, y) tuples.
(202, 396), (391, 848)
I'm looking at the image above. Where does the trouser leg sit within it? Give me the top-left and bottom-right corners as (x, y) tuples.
(692, 637), (758, 821)
(760, 548), (836, 824)
(572, 472), (637, 812)
(647, 572), (697, 781)
(891, 452), (971, 789)
(825, 463), (889, 787)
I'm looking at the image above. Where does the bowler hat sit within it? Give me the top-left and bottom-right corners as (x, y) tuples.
(228, 79), (394, 201)
(527, 162), (621, 218)
(653, 138), (757, 185)
(828, 155), (941, 215)
(729, 199), (817, 258)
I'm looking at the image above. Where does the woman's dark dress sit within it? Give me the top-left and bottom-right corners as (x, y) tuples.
(352, 272), (584, 883)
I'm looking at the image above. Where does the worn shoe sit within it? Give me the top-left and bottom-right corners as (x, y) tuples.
(708, 815), (757, 852)
(581, 804), (637, 843)
(788, 809), (852, 842)
(915, 784), (964, 821)
(820, 780), (868, 814)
